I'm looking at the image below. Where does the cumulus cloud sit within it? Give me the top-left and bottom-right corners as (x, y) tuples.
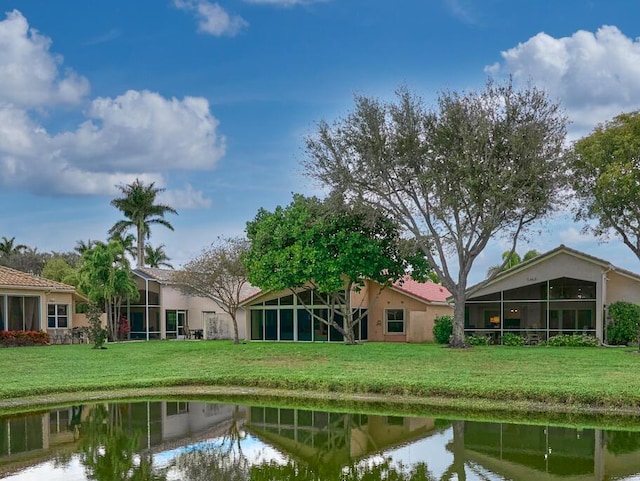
(486, 26), (640, 137)
(0, 10), (89, 107)
(0, 10), (226, 201)
(558, 227), (597, 244)
(174, 0), (248, 36)
(159, 184), (212, 210)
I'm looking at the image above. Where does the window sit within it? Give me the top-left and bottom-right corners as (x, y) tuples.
(386, 308), (405, 334)
(47, 304), (68, 329)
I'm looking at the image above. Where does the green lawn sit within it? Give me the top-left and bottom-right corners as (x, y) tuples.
(2, 341), (640, 412)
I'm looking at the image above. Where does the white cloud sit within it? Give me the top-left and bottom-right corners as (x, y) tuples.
(174, 0), (248, 36)
(0, 11), (226, 200)
(159, 184), (212, 210)
(0, 10), (89, 107)
(0, 91), (225, 195)
(443, 0), (478, 25)
(486, 26), (640, 137)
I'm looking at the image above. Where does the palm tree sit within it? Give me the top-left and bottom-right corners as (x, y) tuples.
(109, 179), (178, 267)
(144, 244), (174, 269)
(75, 239), (98, 255)
(109, 232), (138, 261)
(487, 249), (541, 277)
(0, 236), (27, 257)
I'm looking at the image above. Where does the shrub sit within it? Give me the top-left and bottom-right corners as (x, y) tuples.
(542, 334), (599, 347)
(466, 334), (491, 346)
(432, 315), (453, 344)
(501, 332), (525, 346)
(607, 301), (640, 345)
(0, 330), (50, 347)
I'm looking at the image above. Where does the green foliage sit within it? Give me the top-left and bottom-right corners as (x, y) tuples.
(607, 301), (640, 345)
(432, 315), (453, 344)
(78, 240), (138, 341)
(86, 303), (108, 349)
(501, 333), (525, 346)
(42, 257), (78, 285)
(465, 334), (491, 346)
(144, 244), (173, 268)
(0, 330), (49, 347)
(542, 334), (599, 347)
(109, 178), (178, 267)
(304, 80), (568, 348)
(572, 111), (640, 258)
(245, 194), (431, 344)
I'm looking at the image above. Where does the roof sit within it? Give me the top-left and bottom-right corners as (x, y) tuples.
(0, 265), (76, 291)
(466, 244), (640, 296)
(392, 276), (451, 303)
(133, 267), (261, 302)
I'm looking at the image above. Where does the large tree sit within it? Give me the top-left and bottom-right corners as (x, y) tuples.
(109, 179), (177, 267)
(77, 240), (138, 341)
(304, 81), (568, 347)
(244, 194), (431, 345)
(572, 111), (640, 258)
(172, 237), (250, 344)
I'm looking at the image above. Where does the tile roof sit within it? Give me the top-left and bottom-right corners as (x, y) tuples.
(393, 276), (451, 303)
(0, 265), (76, 290)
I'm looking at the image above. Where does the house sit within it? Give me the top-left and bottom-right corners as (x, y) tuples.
(464, 245), (640, 343)
(0, 265), (87, 336)
(127, 267), (259, 340)
(242, 277), (453, 343)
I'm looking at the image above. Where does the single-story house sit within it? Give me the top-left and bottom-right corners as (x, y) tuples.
(0, 265), (88, 337)
(127, 267), (259, 340)
(241, 277), (453, 343)
(465, 245), (640, 343)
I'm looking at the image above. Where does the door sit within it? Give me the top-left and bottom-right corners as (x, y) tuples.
(177, 311), (188, 339)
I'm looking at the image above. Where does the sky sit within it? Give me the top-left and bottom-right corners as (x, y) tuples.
(2, 0), (640, 283)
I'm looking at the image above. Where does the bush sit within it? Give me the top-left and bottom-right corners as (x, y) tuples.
(433, 315), (453, 344)
(466, 334), (491, 346)
(0, 330), (50, 347)
(501, 333), (525, 346)
(86, 303), (108, 349)
(542, 334), (599, 347)
(607, 301), (640, 345)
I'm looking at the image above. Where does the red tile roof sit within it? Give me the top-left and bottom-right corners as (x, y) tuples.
(0, 265), (76, 290)
(393, 276), (451, 303)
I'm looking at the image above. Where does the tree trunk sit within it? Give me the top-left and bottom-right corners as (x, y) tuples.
(449, 290), (468, 348)
(136, 223), (144, 267)
(230, 312), (240, 345)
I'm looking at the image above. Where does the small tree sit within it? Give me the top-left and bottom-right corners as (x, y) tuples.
(305, 80), (567, 347)
(173, 237), (251, 344)
(433, 315), (453, 344)
(244, 194), (431, 345)
(78, 240), (138, 341)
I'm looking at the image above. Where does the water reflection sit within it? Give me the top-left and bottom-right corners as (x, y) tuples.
(1, 400), (640, 480)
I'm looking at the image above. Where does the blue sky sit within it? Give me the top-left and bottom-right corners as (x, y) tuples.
(2, 0), (640, 283)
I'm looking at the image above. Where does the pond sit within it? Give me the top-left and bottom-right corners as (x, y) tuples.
(1, 399), (640, 480)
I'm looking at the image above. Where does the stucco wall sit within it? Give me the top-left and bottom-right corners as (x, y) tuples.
(367, 286), (453, 343)
(606, 271), (640, 305)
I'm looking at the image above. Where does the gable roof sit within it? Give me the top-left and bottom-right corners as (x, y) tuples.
(467, 244), (640, 297)
(392, 276), (451, 303)
(0, 265), (76, 291)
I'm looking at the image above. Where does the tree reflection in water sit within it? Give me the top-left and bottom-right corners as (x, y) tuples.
(173, 408), (437, 481)
(79, 404), (168, 481)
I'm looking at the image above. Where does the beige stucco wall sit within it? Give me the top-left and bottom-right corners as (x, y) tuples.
(606, 271), (640, 305)
(160, 285), (247, 340)
(366, 286), (453, 343)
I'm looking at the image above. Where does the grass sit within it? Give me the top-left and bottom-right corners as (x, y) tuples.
(2, 341), (640, 414)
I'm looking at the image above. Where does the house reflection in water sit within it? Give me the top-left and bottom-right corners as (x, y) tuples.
(2, 401), (640, 480)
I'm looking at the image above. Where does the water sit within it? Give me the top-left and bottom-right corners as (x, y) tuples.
(0, 400), (639, 480)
